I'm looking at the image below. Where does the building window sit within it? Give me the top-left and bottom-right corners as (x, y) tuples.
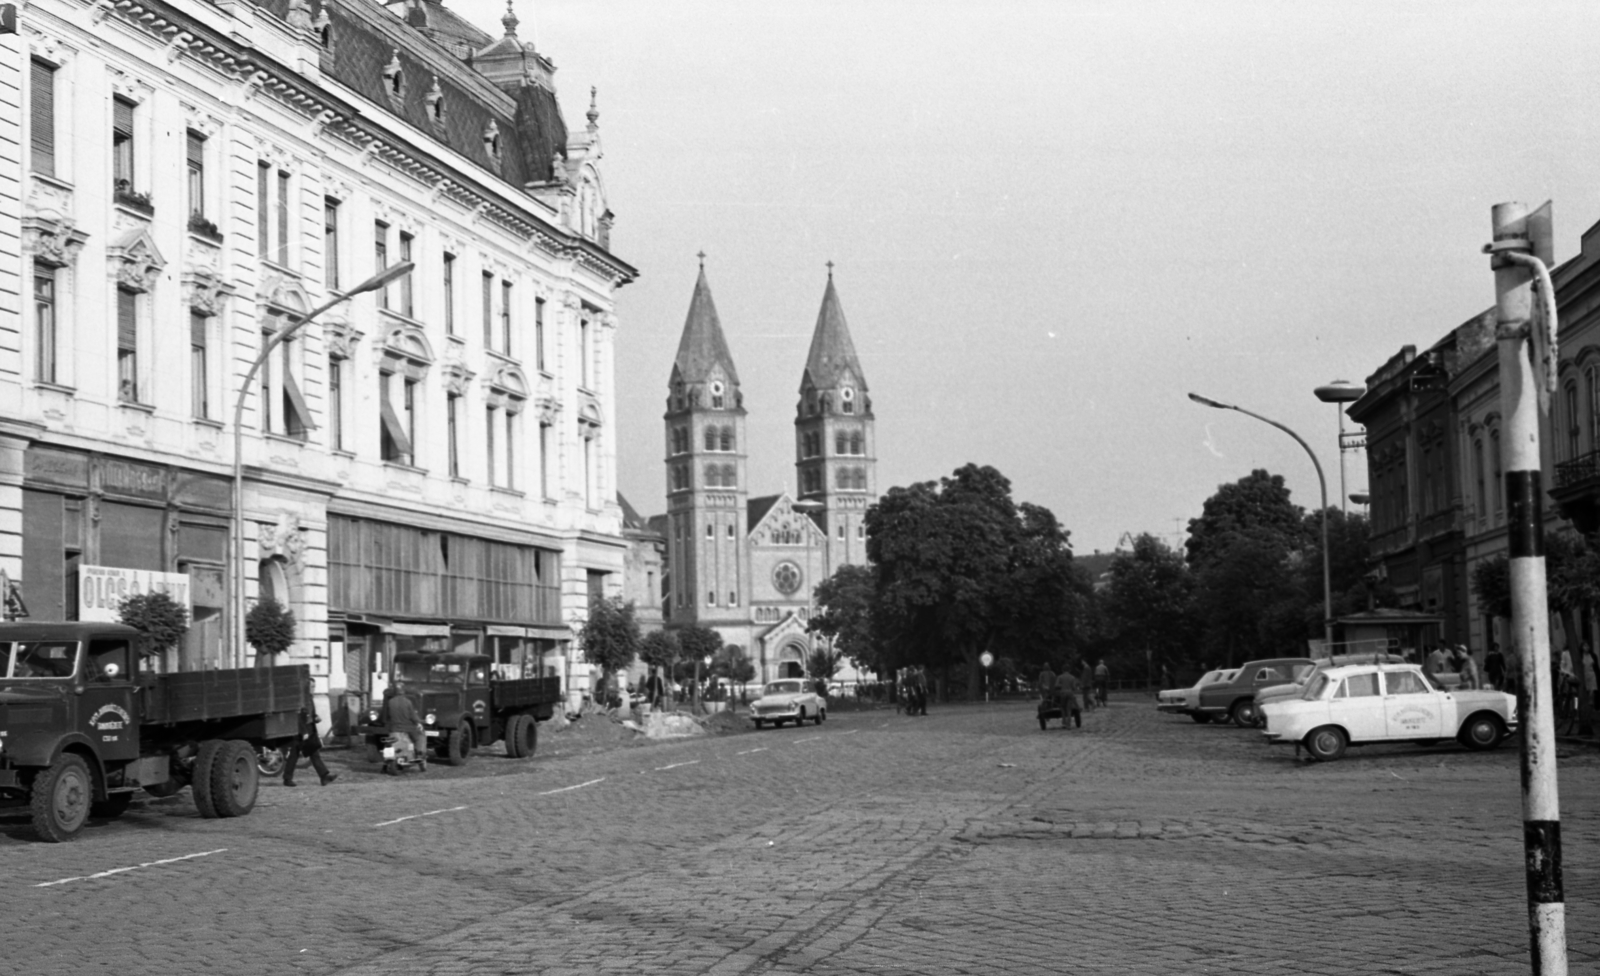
(30, 60), (56, 177)
(379, 371), (414, 464)
(704, 426), (717, 451)
(447, 393), (460, 478)
(403, 377), (417, 458)
(1565, 383), (1580, 461)
(838, 524), (846, 540)
(722, 464), (735, 487)
(706, 590), (715, 607)
(486, 405), (498, 485)
(540, 420), (552, 497)
(836, 431), (847, 455)
(850, 431), (862, 455)
(190, 310), (209, 418)
(710, 380), (724, 409)
(729, 591), (738, 606)
(324, 198), (341, 289)
(186, 131), (206, 220)
(535, 297), (546, 370)
(1490, 430), (1502, 514)
(34, 265), (56, 385)
(482, 272), (494, 349)
(705, 523), (714, 538)
(275, 170), (290, 266)
(1587, 367), (1600, 453)
(580, 315), (592, 388)
(373, 222), (389, 309)
(399, 231), (415, 318)
(857, 524), (865, 539)
(261, 329), (312, 441)
(328, 356), (344, 451)
(443, 253), (455, 334)
(705, 464), (720, 487)
(727, 524), (734, 538)
(117, 289), (138, 403)
(257, 163), (271, 258)
(501, 280), (513, 356)
(505, 409), (517, 490)
(721, 427), (733, 451)
(112, 97), (135, 191)
(1473, 438), (1485, 520)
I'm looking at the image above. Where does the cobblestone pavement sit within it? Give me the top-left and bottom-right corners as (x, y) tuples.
(3, 697), (1597, 975)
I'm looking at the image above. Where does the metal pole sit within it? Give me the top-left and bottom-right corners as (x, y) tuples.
(1488, 201), (1567, 975)
(1337, 410), (1348, 516)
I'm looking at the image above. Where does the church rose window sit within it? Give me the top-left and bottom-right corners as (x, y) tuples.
(773, 562), (802, 595)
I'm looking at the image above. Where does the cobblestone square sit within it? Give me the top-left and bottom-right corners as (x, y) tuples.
(3, 697), (1595, 975)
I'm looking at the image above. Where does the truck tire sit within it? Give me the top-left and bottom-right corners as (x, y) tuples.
(502, 715), (522, 758)
(91, 793), (134, 819)
(445, 723), (473, 766)
(31, 753), (93, 842)
(191, 740), (226, 818)
(210, 741), (260, 818)
(506, 714), (535, 758)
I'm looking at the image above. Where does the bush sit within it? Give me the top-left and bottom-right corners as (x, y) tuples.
(246, 597), (296, 657)
(119, 591), (189, 657)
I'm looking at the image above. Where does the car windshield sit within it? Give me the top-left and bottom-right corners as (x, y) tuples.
(0, 641), (81, 679)
(1197, 670), (1224, 686)
(1303, 673), (1332, 700)
(764, 681), (803, 696)
(1290, 664), (1317, 681)
(398, 660), (464, 683)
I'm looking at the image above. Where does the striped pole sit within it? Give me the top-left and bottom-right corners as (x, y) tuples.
(1488, 201), (1567, 975)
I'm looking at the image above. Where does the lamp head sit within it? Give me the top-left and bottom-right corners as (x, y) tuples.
(1187, 392), (1231, 410)
(353, 260), (415, 295)
(1314, 379), (1366, 403)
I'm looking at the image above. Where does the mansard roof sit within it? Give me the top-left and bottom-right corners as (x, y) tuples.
(673, 267), (740, 386)
(801, 275), (866, 392)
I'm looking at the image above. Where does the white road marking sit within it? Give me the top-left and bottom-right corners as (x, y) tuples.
(536, 777), (605, 796)
(35, 848), (228, 887)
(837, 729), (858, 735)
(791, 737), (821, 744)
(736, 747), (769, 755)
(374, 805), (468, 827)
(653, 760), (700, 772)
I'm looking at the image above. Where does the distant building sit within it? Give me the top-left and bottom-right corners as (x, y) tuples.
(8, 0), (634, 718)
(654, 263), (876, 683)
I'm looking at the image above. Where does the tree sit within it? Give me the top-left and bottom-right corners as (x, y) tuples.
(809, 564), (879, 673)
(1100, 534), (1195, 676)
(119, 591), (189, 662)
(245, 597), (296, 658)
(805, 645), (841, 682)
(639, 630), (680, 672)
(579, 597), (640, 684)
(717, 644), (756, 684)
(675, 625), (724, 669)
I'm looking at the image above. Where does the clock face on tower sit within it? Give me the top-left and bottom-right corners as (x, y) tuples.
(773, 561), (803, 595)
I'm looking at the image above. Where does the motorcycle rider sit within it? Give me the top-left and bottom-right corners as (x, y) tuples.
(385, 681), (427, 773)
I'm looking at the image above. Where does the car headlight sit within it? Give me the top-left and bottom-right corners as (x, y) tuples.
(426, 712), (437, 725)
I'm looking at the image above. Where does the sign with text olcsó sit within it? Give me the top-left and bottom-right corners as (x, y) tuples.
(80, 566), (192, 622)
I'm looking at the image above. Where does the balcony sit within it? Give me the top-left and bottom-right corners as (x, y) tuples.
(1551, 450), (1600, 533)
(1555, 450), (1600, 491)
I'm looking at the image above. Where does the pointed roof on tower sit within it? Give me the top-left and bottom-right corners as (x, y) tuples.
(673, 260), (740, 385)
(802, 265), (866, 391)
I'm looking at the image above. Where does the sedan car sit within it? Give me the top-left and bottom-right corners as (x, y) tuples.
(750, 680), (827, 728)
(1251, 653), (1409, 724)
(1156, 669), (1239, 722)
(1260, 663), (1517, 762)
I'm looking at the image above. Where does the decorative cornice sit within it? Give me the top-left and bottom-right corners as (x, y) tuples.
(22, 216), (89, 268)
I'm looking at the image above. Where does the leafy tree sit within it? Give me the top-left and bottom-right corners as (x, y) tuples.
(579, 597), (640, 684)
(245, 597), (296, 658)
(805, 645), (841, 681)
(119, 591), (190, 661)
(809, 564), (879, 674)
(675, 625), (724, 667)
(1100, 533), (1195, 675)
(639, 629), (680, 672)
(1470, 556), (1511, 621)
(1186, 469), (1308, 569)
(716, 644), (756, 684)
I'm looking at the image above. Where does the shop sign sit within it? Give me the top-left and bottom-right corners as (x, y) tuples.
(173, 471), (232, 510)
(80, 565), (192, 622)
(100, 458), (167, 500)
(25, 447), (89, 488)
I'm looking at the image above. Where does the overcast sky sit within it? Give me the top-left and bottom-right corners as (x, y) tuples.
(453, 0), (1600, 554)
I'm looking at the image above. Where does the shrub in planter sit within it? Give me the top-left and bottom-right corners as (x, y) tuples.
(246, 597), (297, 658)
(118, 591), (190, 662)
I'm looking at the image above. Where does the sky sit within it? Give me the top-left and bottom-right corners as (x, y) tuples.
(451, 0), (1600, 554)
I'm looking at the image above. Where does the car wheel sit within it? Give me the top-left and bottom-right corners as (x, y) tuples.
(815, 709), (824, 726)
(30, 753), (93, 842)
(1304, 725), (1347, 762)
(1462, 713), (1505, 751)
(796, 708), (806, 725)
(1230, 701), (1257, 728)
(1190, 713), (1212, 724)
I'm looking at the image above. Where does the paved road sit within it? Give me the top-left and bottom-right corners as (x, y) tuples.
(3, 697), (1597, 975)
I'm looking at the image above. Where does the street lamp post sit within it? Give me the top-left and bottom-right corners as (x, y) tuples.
(1188, 392), (1334, 652)
(1313, 380), (1366, 515)
(231, 262), (413, 667)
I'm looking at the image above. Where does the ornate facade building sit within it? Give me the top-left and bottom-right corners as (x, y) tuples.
(656, 263), (876, 682)
(5, 0), (635, 719)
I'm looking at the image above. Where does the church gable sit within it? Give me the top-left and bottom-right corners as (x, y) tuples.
(747, 494), (825, 548)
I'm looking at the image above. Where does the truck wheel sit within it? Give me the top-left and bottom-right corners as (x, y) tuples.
(1462, 714), (1505, 751)
(1230, 700), (1258, 728)
(446, 724), (473, 766)
(210, 741), (259, 818)
(502, 715), (523, 758)
(191, 740), (226, 818)
(516, 715), (538, 757)
(31, 754), (93, 842)
(91, 793), (134, 819)
(1304, 726), (1347, 762)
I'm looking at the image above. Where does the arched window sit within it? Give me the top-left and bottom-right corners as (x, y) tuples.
(855, 468), (867, 490)
(850, 431), (862, 455)
(1490, 430), (1502, 514)
(704, 426), (717, 451)
(1587, 366), (1600, 453)
(704, 464), (720, 487)
(673, 381), (685, 411)
(1565, 382), (1581, 460)
(721, 426), (733, 451)
(721, 464), (736, 487)
(1473, 439), (1486, 520)
(835, 432), (847, 455)
(836, 468), (849, 489)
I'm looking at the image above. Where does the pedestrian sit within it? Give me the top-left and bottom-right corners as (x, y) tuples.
(1080, 660), (1096, 710)
(1582, 642), (1599, 711)
(385, 681), (427, 773)
(1056, 667), (1084, 729)
(1037, 662), (1056, 698)
(1160, 663), (1173, 689)
(907, 666), (928, 716)
(1456, 645), (1480, 691)
(1484, 642), (1506, 690)
(283, 703), (337, 787)
(646, 666), (665, 709)
(1093, 659), (1110, 707)
(1426, 645), (1450, 680)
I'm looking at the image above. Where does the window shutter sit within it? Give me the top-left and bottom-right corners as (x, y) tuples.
(380, 394), (413, 457)
(282, 370), (317, 433)
(187, 131), (204, 166)
(30, 61), (55, 169)
(113, 98), (134, 137)
(117, 291), (138, 350)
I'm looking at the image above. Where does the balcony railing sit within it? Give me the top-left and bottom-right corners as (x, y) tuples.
(1555, 450), (1600, 490)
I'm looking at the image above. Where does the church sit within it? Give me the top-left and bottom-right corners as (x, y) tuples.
(654, 262), (876, 684)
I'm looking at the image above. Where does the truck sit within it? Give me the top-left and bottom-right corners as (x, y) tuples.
(0, 622), (309, 841)
(358, 650), (560, 765)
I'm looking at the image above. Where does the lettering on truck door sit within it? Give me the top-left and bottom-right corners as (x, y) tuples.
(1382, 671), (1442, 738)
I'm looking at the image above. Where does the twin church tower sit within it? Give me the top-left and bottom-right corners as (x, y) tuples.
(660, 263), (875, 682)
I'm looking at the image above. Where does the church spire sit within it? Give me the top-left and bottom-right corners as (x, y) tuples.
(801, 268), (865, 394)
(673, 261), (740, 386)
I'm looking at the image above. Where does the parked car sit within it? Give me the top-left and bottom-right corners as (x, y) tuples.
(1250, 653), (1409, 724)
(749, 679), (826, 728)
(1196, 657), (1317, 727)
(1260, 662), (1517, 761)
(1156, 669), (1239, 722)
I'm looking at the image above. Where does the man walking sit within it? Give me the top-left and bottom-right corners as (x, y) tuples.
(283, 702), (337, 787)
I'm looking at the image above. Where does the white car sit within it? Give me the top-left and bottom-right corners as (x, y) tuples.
(750, 680), (826, 729)
(1260, 663), (1517, 762)
(1156, 669), (1239, 722)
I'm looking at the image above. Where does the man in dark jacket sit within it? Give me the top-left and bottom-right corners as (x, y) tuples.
(284, 705), (337, 787)
(385, 682), (427, 772)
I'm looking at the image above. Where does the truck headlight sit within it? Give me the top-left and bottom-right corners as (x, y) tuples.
(425, 713), (437, 725)
(369, 710), (380, 723)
